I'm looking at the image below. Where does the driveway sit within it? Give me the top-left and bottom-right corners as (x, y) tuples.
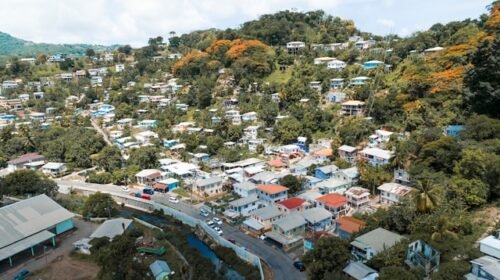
(0, 218), (98, 280)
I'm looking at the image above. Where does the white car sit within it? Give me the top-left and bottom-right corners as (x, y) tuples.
(207, 220), (214, 226)
(216, 229), (223, 235)
(200, 209), (209, 217)
(212, 217), (223, 225)
(259, 235), (267, 241)
(168, 196), (179, 203)
(121, 186), (129, 192)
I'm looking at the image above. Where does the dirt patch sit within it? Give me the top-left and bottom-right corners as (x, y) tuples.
(261, 259), (274, 280)
(29, 254), (99, 280)
(475, 205), (500, 241)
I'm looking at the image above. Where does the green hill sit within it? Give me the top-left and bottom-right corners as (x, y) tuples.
(0, 31), (117, 59)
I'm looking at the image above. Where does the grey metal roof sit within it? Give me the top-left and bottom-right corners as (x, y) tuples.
(343, 261), (378, 280)
(90, 218), (132, 240)
(0, 230), (55, 261)
(0, 194), (74, 249)
(243, 218), (264, 230)
(197, 176), (222, 187)
(274, 214), (306, 232)
(317, 164), (339, 174)
(233, 181), (256, 191)
(301, 207), (332, 223)
(149, 260), (171, 277)
(252, 206), (282, 220)
(229, 195), (259, 208)
(351, 227), (405, 254)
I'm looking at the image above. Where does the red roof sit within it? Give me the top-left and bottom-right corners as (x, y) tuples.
(256, 184), (289, 195)
(267, 159), (285, 168)
(277, 197), (305, 210)
(146, 172), (161, 179)
(336, 216), (366, 234)
(316, 193), (347, 208)
(153, 182), (167, 190)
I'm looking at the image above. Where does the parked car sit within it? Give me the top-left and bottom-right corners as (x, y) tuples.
(143, 188), (154, 195)
(212, 217), (222, 225)
(217, 229), (223, 236)
(259, 235), (267, 241)
(200, 209), (209, 217)
(168, 196), (179, 203)
(213, 226), (220, 231)
(14, 270), (30, 280)
(141, 194), (151, 200)
(293, 261), (305, 272)
(121, 186), (129, 192)
(206, 219), (214, 226)
(228, 238), (236, 244)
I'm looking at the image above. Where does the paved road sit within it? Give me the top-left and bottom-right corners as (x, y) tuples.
(0, 219), (98, 280)
(55, 180), (306, 280)
(153, 194), (306, 280)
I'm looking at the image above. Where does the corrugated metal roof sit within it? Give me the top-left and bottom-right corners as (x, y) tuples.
(0, 230), (55, 261)
(90, 218), (132, 240)
(0, 194), (73, 251)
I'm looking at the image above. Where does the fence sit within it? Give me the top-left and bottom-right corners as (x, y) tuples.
(154, 203), (265, 280)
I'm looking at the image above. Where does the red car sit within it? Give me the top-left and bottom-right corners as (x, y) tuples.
(141, 194), (151, 200)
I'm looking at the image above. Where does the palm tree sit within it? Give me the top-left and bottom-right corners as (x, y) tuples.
(412, 179), (440, 213)
(431, 217), (458, 241)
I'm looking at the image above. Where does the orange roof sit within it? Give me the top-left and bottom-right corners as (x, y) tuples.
(277, 197), (305, 209)
(267, 159), (285, 168)
(316, 193), (347, 208)
(313, 149), (333, 157)
(336, 216), (366, 234)
(256, 184), (289, 195)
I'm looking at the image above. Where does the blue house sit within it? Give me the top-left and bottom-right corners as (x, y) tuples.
(363, 60), (384, 70)
(444, 125), (464, 137)
(149, 260), (172, 280)
(0, 114), (16, 122)
(163, 139), (178, 148)
(351, 76), (370, 86)
(138, 119), (158, 129)
(326, 91), (346, 103)
(302, 207), (333, 232)
(330, 78), (344, 89)
(314, 165), (339, 180)
(153, 178), (179, 192)
(405, 240), (440, 276)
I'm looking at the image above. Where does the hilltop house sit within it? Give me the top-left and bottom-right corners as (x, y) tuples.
(228, 194), (260, 217)
(351, 227), (406, 262)
(330, 78), (344, 89)
(327, 59), (347, 70)
(256, 184), (289, 204)
(335, 216), (366, 240)
(314, 57), (335, 65)
(363, 60), (384, 70)
(344, 187), (371, 209)
(41, 162), (67, 177)
(351, 76), (370, 86)
(377, 183), (414, 205)
(338, 145), (358, 163)
(233, 181), (257, 197)
(405, 240), (440, 276)
(265, 214), (307, 251)
(249, 205), (284, 232)
(315, 164), (340, 180)
(466, 232), (500, 280)
(136, 169), (164, 186)
(326, 91), (346, 103)
(342, 100), (365, 116)
(276, 197), (308, 214)
(358, 147), (393, 167)
(195, 176), (224, 198)
(302, 207), (333, 232)
(286, 41), (306, 54)
(7, 152), (45, 171)
(316, 193), (348, 219)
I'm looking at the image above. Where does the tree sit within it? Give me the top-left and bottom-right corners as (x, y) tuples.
(95, 146), (122, 172)
(127, 146), (159, 169)
(378, 266), (418, 280)
(85, 48), (96, 58)
(302, 237), (351, 279)
(461, 115), (500, 141)
(431, 260), (471, 280)
(279, 175), (304, 194)
(411, 178), (440, 213)
(169, 36), (181, 49)
(118, 44), (132, 55)
(464, 36), (500, 117)
(451, 177), (489, 207)
(413, 137), (462, 174)
(82, 192), (117, 218)
(0, 170), (58, 198)
(274, 117), (301, 144)
(357, 161), (393, 194)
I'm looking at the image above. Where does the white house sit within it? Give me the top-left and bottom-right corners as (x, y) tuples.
(41, 162), (67, 177)
(256, 184), (289, 204)
(233, 181), (257, 197)
(341, 101), (365, 116)
(344, 187), (371, 209)
(242, 112), (258, 122)
(377, 183), (414, 205)
(314, 57), (335, 65)
(195, 176), (224, 198)
(327, 59), (347, 70)
(286, 41), (306, 54)
(115, 64), (125, 72)
(228, 194), (260, 216)
(359, 147), (393, 167)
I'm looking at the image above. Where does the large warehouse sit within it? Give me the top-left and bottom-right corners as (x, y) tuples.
(0, 194), (74, 266)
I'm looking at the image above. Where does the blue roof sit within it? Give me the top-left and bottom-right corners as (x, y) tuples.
(149, 260), (171, 277)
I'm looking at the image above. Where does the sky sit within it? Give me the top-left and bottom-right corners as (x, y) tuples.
(0, 0), (492, 47)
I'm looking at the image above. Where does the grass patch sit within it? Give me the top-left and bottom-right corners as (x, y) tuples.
(265, 64), (293, 85)
(172, 187), (189, 197)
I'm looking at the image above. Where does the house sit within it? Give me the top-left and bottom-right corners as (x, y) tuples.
(164, 162), (199, 179)
(444, 125), (464, 137)
(250, 206), (284, 231)
(276, 197), (308, 214)
(394, 169), (411, 186)
(351, 227), (406, 261)
(265, 213), (307, 251)
(153, 178), (179, 193)
(377, 183), (414, 205)
(405, 240), (440, 276)
(344, 187), (371, 209)
(316, 193), (348, 219)
(338, 145), (358, 163)
(2, 80), (18, 89)
(0, 195), (74, 267)
(134, 131), (159, 144)
(343, 262), (379, 280)
(363, 60), (384, 70)
(242, 112), (258, 122)
(335, 216), (366, 240)
(326, 91), (346, 103)
(41, 162), (67, 177)
(301, 207), (333, 232)
(286, 41), (306, 55)
(316, 177), (352, 195)
(149, 260), (172, 280)
(228, 194), (260, 217)
(327, 59), (347, 70)
(315, 164), (340, 180)
(7, 152), (45, 171)
(115, 64), (125, 72)
(233, 181), (257, 197)
(298, 190), (323, 206)
(466, 232), (500, 280)
(136, 169), (164, 186)
(256, 184), (289, 204)
(138, 119), (158, 129)
(309, 81), (322, 91)
(195, 176), (224, 198)
(90, 76), (103, 86)
(90, 218), (133, 240)
(116, 118), (135, 129)
(351, 76), (370, 86)
(342, 100), (365, 116)
(331, 78), (345, 89)
(359, 147), (393, 167)
(314, 57), (335, 65)
(250, 171), (280, 185)
(243, 125), (260, 140)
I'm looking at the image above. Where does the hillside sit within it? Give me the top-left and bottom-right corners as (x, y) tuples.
(0, 31), (116, 58)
